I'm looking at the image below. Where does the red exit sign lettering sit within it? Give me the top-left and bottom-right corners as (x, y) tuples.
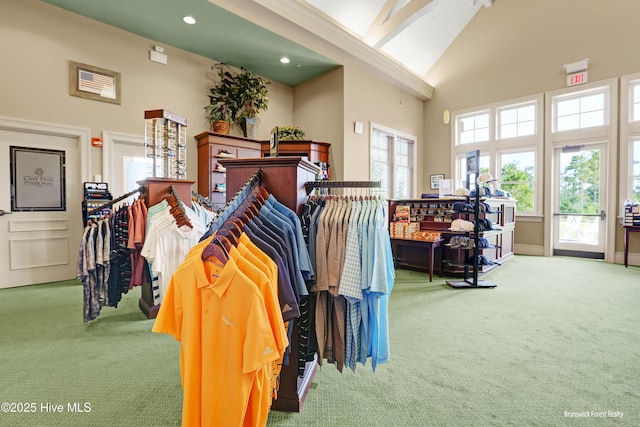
(567, 71), (588, 87)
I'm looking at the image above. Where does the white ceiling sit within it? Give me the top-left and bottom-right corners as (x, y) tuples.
(303, 0), (486, 77)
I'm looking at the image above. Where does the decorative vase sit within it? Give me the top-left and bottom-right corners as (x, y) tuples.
(212, 120), (231, 135)
(241, 117), (256, 139)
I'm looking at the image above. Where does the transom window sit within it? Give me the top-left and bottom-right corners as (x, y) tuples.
(457, 111), (490, 144)
(498, 103), (536, 139)
(553, 88), (607, 132)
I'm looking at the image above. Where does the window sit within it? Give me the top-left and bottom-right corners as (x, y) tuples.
(498, 102), (536, 139)
(371, 124), (415, 199)
(452, 95), (543, 216)
(552, 87), (607, 132)
(457, 111), (490, 144)
(622, 75), (640, 205)
(499, 151), (536, 213)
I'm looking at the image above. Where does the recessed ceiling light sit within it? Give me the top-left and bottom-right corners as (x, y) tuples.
(183, 16), (196, 25)
(280, 57), (290, 64)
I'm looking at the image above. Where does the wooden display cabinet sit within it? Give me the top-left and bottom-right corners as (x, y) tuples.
(195, 132), (262, 208)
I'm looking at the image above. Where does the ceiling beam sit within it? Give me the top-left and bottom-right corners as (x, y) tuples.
(210, 0), (434, 100)
(364, 0), (441, 48)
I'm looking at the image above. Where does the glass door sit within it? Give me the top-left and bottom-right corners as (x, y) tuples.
(553, 143), (607, 257)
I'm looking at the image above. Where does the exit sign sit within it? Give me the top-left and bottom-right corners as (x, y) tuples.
(567, 71), (588, 87)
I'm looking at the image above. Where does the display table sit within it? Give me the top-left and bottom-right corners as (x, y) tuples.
(390, 238), (444, 282)
(623, 225), (640, 267)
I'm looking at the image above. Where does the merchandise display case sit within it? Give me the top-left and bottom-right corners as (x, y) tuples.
(388, 197), (516, 277)
(144, 109), (187, 180)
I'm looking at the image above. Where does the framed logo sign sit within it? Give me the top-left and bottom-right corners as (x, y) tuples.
(10, 146), (66, 211)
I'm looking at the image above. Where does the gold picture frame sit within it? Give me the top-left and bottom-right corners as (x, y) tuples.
(69, 61), (121, 105)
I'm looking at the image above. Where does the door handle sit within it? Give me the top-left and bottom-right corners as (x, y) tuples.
(0, 209), (12, 216)
(600, 210), (606, 221)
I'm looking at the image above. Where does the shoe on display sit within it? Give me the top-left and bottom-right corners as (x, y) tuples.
(216, 149), (236, 158)
(214, 163), (227, 173)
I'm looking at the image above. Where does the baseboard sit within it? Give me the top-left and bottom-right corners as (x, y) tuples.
(614, 251), (640, 266)
(514, 244), (544, 256)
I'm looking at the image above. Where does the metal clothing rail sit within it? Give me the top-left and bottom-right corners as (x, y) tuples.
(203, 169), (263, 236)
(304, 180), (381, 194)
(86, 187), (142, 216)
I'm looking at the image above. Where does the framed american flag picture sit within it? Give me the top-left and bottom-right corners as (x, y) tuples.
(69, 61), (121, 105)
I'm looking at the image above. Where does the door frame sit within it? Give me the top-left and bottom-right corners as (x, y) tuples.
(0, 116), (91, 185)
(552, 142), (607, 255)
(544, 78), (618, 262)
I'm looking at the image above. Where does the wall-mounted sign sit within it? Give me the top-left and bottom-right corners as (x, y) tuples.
(567, 71), (588, 87)
(10, 146), (66, 211)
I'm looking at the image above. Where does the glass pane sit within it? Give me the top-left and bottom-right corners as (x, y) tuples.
(502, 182), (534, 213)
(517, 120), (535, 136)
(395, 166), (410, 199)
(633, 102), (640, 122)
(558, 149), (600, 215)
(519, 105), (535, 122)
(475, 128), (489, 142)
(459, 116), (474, 132)
(557, 98), (579, 116)
(475, 113), (490, 129)
(557, 114), (580, 132)
(558, 214), (600, 245)
(500, 151), (535, 213)
(371, 160), (389, 199)
(633, 140), (640, 175)
(500, 123), (517, 139)
(634, 177), (640, 202)
(634, 84), (640, 102)
(580, 94), (604, 112)
(479, 155), (490, 174)
(580, 110), (604, 128)
(500, 108), (517, 125)
(460, 130), (474, 144)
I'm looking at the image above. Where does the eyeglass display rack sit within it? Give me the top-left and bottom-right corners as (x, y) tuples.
(144, 109), (188, 180)
(447, 150), (496, 289)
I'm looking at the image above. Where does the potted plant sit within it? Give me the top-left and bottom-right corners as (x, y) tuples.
(233, 68), (270, 138)
(205, 64), (237, 134)
(277, 125), (306, 141)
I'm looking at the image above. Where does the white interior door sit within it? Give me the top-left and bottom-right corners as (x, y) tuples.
(552, 142), (607, 257)
(0, 130), (82, 288)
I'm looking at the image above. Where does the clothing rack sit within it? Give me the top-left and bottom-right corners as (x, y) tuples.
(191, 190), (214, 209)
(86, 187), (142, 216)
(305, 180), (381, 194)
(205, 169), (263, 233)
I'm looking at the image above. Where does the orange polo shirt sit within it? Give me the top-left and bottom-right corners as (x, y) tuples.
(153, 250), (278, 426)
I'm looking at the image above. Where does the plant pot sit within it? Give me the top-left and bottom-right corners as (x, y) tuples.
(212, 120), (231, 134)
(240, 117), (256, 139)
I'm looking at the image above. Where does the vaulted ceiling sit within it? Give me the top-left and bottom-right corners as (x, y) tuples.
(42, 0), (492, 100)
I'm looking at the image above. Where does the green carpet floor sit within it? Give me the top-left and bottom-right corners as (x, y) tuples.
(1, 255), (639, 426)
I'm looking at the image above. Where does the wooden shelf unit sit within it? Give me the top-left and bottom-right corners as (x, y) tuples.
(195, 132), (262, 208)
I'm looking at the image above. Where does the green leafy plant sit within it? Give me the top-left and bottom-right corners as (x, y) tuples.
(277, 126), (306, 141)
(234, 68), (270, 125)
(204, 64), (237, 127)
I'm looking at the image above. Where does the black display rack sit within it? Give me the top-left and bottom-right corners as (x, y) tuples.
(447, 150), (496, 289)
(82, 182), (113, 225)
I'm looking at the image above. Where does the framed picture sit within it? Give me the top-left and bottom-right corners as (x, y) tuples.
(430, 174), (444, 189)
(10, 146), (66, 211)
(69, 61), (121, 105)
(465, 149), (480, 189)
